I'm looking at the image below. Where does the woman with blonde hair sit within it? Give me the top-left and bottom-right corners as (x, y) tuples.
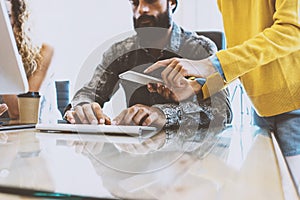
(1, 0), (54, 119)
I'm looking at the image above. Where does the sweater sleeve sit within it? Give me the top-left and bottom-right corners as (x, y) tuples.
(216, 0), (300, 82)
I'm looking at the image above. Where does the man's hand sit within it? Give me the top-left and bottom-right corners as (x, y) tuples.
(0, 103), (8, 116)
(64, 102), (111, 125)
(113, 104), (166, 128)
(144, 57), (216, 87)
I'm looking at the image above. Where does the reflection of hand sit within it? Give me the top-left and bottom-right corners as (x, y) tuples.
(69, 141), (104, 156)
(0, 103), (8, 116)
(114, 130), (166, 154)
(113, 104), (166, 128)
(64, 102), (111, 124)
(0, 132), (8, 144)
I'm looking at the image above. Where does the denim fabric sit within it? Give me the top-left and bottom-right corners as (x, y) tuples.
(195, 78), (206, 86)
(253, 108), (300, 156)
(209, 55), (225, 80)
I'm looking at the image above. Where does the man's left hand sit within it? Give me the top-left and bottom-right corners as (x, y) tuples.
(113, 104), (166, 128)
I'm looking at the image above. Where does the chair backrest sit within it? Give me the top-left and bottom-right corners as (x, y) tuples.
(55, 80), (70, 116)
(196, 31), (226, 50)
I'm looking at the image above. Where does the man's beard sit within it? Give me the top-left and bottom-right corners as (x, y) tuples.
(134, 9), (172, 44)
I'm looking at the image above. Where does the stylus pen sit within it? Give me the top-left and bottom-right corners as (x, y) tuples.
(0, 185), (117, 200)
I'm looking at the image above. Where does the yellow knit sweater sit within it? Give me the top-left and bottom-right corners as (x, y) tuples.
(215, 0), (300, 117)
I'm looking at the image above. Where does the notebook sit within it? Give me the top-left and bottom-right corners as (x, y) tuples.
(36, 123), (158, 138)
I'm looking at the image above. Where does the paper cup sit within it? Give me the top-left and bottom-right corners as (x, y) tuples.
(17, 92), (41, 124)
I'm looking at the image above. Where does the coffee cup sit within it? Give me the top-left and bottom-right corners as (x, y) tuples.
(17, 92), (41, 124)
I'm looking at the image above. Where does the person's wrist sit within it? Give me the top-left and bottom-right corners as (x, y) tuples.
(189, 80), (202, 94)
(152, 104), (180, 128)
(151, 107), (167, 128)
(208, 55), (226, 80)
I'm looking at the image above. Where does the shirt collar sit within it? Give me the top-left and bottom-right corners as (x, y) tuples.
(166, 22), (181, 52)
(134, 22), (182, 53)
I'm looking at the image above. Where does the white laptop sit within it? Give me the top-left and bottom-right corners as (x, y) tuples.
(36, 123), (158, 138)
(0, 0), (28, 95)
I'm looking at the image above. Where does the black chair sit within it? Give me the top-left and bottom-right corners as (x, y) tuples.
(196, 31), (226, 50)
(55, 80), (70, 117)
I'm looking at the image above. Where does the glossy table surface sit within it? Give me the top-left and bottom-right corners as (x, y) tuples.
(0, 125), (296, 199)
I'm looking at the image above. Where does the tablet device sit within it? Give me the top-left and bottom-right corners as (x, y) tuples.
(119, 71), (163, 85)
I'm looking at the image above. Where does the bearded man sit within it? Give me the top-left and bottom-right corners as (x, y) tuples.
(65, 0), (232, 130)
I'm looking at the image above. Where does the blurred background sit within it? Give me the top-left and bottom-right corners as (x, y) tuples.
(28, 0), (222, 92)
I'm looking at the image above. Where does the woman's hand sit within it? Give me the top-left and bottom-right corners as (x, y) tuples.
(0, 103), (8, 116)
(144, 57), (216, 84)
(144, 58), (212, 101)
(1, 95), (18, 119)
(147, 79), (201, 102)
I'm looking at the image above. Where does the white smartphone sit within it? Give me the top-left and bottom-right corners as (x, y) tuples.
(119, 71), (163, 85)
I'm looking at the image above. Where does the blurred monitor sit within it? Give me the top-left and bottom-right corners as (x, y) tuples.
(0, 0), (28, 95)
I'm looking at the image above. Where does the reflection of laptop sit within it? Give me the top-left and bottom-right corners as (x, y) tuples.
(36, 124), (157, 138)
(0, 0), (28, 95)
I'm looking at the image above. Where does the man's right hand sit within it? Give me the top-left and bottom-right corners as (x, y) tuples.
(64, 102), (111, 125)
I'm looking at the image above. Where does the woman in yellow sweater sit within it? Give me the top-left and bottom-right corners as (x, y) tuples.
(145, 0), (300, 184)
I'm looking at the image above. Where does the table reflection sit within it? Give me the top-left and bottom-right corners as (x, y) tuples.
(0, 125), (287, 200)
(0, 131), (54, 192)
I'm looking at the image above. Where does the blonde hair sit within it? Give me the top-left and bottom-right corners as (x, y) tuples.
(10, 0), (41, 78)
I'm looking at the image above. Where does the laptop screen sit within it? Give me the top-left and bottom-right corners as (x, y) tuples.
(0, 0), (28, 95)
